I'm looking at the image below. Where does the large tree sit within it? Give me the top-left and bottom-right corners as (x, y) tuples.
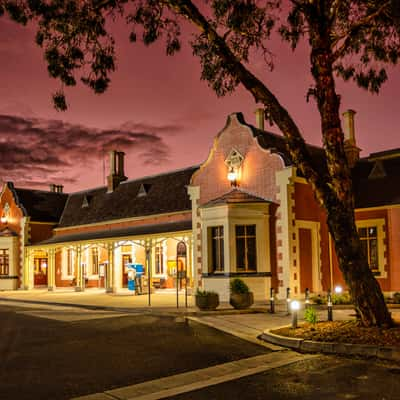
(2, 0), (399, 326)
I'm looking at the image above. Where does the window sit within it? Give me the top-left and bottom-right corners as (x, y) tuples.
(236, 225), (257, 272)
(0, 249), (9, 275)
(67, 249), (74, 276)
(210, 226), (224, 272)
(155, 245), (164, 274)
(358, 226), (379, 271)
(92, 248), (99, 275)
(122, 254), (132, 273)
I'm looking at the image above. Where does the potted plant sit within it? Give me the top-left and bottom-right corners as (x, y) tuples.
(195, 289), (220, 311)
(230, 278), (254, 309)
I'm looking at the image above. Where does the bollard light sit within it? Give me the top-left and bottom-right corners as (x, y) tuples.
(327, 289), (333, 322)
(286, 287), (291, 314)
(270, 287), (275, 314)
(291, 300), (300, 329)
(305, 288), (310, 309)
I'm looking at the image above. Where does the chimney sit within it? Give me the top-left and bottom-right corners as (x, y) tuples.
(49, 184), (56, 192)
(342, 109), (361, 168)
(56, 185), (64, 193)
(107, 150), (128, 193)
(254, 108), (265, 131)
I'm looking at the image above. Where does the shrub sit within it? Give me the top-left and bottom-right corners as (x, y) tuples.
(304, 307), (318, 324)
(332, 292), (352, 305)
(393, 292), (400, 304)
(310, 295), (326, 305)
(230, 278), (250, 294)
(195, 289), (218, 297)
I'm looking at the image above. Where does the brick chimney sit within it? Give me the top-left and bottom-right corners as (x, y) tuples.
(49, 184), (56, 192)
(49, 184), (63, 193)
(342, 109), (361, 168)
(254, 108), (265, 131)
(107, 150), (127, 192)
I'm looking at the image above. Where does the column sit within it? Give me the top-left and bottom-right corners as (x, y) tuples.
(106, 242), (114, 293)
(145, 239), (152, 306)
(47, 248), (56, 291)
(112, 242), (122, 293)
(75, 245), (84, 291)
(23, 248), (33, 290)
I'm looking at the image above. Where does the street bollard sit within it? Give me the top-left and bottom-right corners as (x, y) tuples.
(305, 288), (310, 309)
(327, 289), (333, 321)
(286, 287), (291, 315)
(270, 287), (275, 314)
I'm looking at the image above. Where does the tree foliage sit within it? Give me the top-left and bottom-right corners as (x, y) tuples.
(2, 0), (400, 326)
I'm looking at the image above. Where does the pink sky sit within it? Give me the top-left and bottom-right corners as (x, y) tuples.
(0, 14), (399, 193)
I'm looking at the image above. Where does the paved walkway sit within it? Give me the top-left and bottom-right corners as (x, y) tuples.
(71, 352), (316, 400)
(0, 289), (393, 400)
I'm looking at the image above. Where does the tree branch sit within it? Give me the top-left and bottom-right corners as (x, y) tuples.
(162, 0), (329, 203)
(332, 1), (391, 60)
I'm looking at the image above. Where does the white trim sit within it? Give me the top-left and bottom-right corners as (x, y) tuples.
(296, 220), (322, 293)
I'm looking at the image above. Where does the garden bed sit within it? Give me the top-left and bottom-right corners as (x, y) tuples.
(272, 320), (400, 347)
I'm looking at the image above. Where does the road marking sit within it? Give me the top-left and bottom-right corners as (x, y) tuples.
(71, 352), (317, 400)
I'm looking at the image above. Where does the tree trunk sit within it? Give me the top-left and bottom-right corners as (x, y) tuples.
(326, 200), (392, 327)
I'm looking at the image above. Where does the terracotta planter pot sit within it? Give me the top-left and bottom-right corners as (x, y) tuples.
(230, 292), (254, 309)
(195, 293), (220, 311)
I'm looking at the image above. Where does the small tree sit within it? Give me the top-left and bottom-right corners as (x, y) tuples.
(3, 0), (400, 326)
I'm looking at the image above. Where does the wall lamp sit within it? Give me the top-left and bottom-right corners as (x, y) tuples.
(1, 214), (7, 224)
(225, 148), (244, 188)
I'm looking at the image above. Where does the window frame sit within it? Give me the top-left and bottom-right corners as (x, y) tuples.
(209, 226), (224, 273)
(235, 224), (257, 272)
(356, 218), (386, 278)
(0, 248), (9, 276)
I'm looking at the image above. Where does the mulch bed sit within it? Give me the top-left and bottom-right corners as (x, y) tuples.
(272, 320), (400, 346)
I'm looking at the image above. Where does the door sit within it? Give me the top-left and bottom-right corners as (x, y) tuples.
(122, 254), (132, 287)
(299, 228), (313, 293)
(34, 257), (48, 286)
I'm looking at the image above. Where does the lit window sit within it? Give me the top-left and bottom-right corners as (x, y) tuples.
(210, 226), (224, 272)
(0, 249), (9, 275)
(67, 249), (74, 276)
(358, 226), (379, 271)
(92, 248), (99, 275)
(236, 225), (257, 272)
(155, 245), (164, 274)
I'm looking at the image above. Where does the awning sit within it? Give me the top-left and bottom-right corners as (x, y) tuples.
(34, 220), (192, 246)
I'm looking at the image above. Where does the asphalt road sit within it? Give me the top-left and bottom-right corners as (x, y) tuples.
(0, 302), (269, 400)
(168, 354), (400, 400)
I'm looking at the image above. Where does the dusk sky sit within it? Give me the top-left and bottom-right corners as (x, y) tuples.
(1, 12), (399, 193)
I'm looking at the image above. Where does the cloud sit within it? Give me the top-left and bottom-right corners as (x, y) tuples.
(0, 114), (173, 189)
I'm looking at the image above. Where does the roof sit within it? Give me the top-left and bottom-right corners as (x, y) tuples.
(233, 113), (328, 176)
(13, 187), (68, 223)
(201, 189), (271, 208)
(36, 220), (192, 245)
(58, 166), (199, 228)
(353, 156), (400, 208)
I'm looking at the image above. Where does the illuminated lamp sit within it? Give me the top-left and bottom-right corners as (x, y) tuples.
(227, 167), (238, 187)
(1, 214), (7, 224)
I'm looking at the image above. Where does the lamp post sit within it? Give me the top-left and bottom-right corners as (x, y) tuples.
(327, 289), (333, 321)
(291, 300), (300, 329)
(270, 287), (275, 314)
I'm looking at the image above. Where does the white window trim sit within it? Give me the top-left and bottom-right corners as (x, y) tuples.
(356, 218), (387, 279)
(61, 248), (75, 280)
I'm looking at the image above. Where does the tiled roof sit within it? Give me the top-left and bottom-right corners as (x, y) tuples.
(13, 187), (68, 223)
(37, 220), (192, 245)
(201, 189), (271, 208)
(58, 166), (199, 227)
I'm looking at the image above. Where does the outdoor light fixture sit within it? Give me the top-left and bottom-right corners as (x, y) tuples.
(1, 203), (10, 225)
(286, 287), (291, 314)
(270, 287), (275, 314)
(305, 288), (310, 309)
(227, 167), (238, 187)
(1, 214), (7, 224)
(334, 285), (342, 294)
(291, 300), (300, 329)
(327, 289), (333, 322)
(225, 148), (244, 188)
